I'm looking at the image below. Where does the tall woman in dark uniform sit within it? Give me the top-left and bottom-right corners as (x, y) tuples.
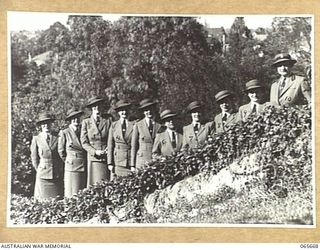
(81, 97), (112, 186)
(30, 112), (63, 200)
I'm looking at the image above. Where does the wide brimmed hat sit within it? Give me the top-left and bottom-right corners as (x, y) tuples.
(65, 108), (84, 121)
(36, 112), (55, 125)
(215, 90), (233, 102)
(113, 100), (131, 111)
(86, 96), (104, 108)
(186, 101), (202, 113)
(138, 98), (157, 110)
(160, 109), (177, 121)
(272, 53), (297, 67)
(244, 79), (264, 92)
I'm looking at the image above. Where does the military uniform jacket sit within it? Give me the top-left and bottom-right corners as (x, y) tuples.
(270, 74), (311, 106)
(182, 122), (213, 149)
(238, 102), (272, 122)
(81, 115), (112, 162)
(130, 119), (161, 168)
(152, 130), (183, 157)
(214, 112), (239, 134)
(30, 132), (63, 180)
(58, 127), (86, 172)
(107, 119), (134, 167)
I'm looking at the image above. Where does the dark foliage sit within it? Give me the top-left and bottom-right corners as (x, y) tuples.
(10, 105), (312, 224)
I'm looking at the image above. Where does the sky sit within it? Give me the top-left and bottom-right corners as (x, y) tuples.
(7, 12), (313, 32)
(8, 12), (280, 31)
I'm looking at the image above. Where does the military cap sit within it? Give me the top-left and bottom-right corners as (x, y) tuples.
(65, 108), (84, 121)
(272, 53), (297, 67)
(36, 112), (55, 125)
(86, 96), (104, 108)
(113, 100), (131, 111)
(138, 98), (157, 110)
(186, 101), (202, 113)
(160, 109), (177, 121)
(244, 79), (264, 92)
(215, 90), (233, 102)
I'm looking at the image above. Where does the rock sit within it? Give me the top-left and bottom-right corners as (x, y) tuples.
(143, 153), (261, 215)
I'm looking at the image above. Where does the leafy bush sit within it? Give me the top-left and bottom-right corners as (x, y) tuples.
(10, 105), (312, 224)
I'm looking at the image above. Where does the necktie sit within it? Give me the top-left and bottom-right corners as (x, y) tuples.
(222, 114), (227, 124)
(76, 128), (80, 139)
(194, 123), (199, 134)
(96, 117), (100, 126)
(252, 104), (257, 113)
(122, 120), (126, 137)
(46, 134), (50, 144)
(278, 77), (286, 95)
(171, 131), (176, 148)
(148, 121), (153, 135)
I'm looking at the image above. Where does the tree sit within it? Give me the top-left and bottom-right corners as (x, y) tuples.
(264, 17), (312, 77)
(106, 16), (225, 121)
(52, 15), (113, 101)
(223, 17), (271, 105)
(37, 22), (71, 53)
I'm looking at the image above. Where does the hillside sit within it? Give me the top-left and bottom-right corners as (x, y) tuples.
(10, 105), (313, 225)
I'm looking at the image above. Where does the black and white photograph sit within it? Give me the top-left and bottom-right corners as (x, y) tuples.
(8, 12), (314, 226)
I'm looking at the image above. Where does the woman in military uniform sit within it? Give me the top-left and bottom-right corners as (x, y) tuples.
(81, 97), (112, 186)
(131, 98), (161, 170)
(152, 109), (183, 157)
(30, 112), (63, 200)
(58, 108), (86, 198)
(107, 100), (134, 177)
(182, 101), (213, 149)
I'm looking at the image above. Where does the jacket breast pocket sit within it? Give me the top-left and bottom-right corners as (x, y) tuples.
(66, 159), (73, 165)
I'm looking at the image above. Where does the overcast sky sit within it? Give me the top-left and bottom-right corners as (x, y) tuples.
(8, 12), (306, 32)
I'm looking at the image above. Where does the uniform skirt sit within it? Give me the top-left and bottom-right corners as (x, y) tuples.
(87, 161), (110, 187)
(64, 171), (86, 198)
(34, 177), (63, 200)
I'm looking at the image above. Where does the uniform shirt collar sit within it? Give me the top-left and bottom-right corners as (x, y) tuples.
(120, 118), (127, 124)
(166, 128), (176, 140)
(192, 122), (200, 127)
(92, 114), (101, 121)
(40, 131), (50, 139)
(250, 102), (259, 108)
(69, 124), (77, 132)
(145, 117), (153, 126)
(222, 111), (230, 118)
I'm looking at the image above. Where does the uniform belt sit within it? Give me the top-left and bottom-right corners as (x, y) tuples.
(39, 158), (53, 164)
(116, 144), (130, 150)
(139, 143), (153, 151)
(67, 152), (85, 158)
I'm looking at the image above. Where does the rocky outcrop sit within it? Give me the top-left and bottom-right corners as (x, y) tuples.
(143, 153), (261, 216)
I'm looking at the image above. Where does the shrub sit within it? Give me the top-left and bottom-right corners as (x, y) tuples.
(10, 105), (312, 224)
